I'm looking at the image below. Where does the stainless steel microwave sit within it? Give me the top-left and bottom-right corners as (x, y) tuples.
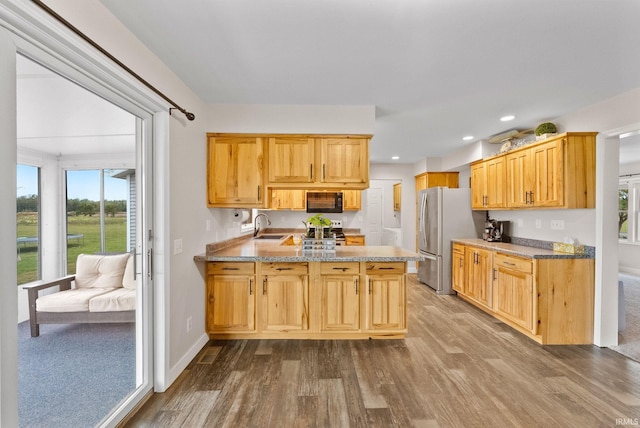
(306, 192), (343, 213)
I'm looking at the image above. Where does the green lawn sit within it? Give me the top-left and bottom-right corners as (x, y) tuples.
(17, 213), (127, 284)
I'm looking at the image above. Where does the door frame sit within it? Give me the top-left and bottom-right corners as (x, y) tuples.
(0, 2), (170, 426)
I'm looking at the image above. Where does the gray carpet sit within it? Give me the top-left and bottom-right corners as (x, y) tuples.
(610, 273), (640, 363)
(18, 321), (135, 428)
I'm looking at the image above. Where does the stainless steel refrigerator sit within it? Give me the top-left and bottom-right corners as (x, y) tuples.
(417, 187), (484, 294)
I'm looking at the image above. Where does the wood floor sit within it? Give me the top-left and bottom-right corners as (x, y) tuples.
(125, 275), (640, 427)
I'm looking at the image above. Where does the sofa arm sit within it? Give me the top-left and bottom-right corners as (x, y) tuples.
(23, 275), (75, 337)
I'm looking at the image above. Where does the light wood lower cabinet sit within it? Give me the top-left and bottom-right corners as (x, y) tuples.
(206, 261), (406, 339)
(493, 253), (533, 331)
(320, 263), (360, 332)
(451, 243), (465, 293)
(207, 262), (256, 333)
(464, 247), (493, 309)
(366, 267), (405, 332)
(452, 243), (594, 344)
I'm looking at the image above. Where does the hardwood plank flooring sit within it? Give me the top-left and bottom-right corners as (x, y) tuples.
(124, 275), (640, 427)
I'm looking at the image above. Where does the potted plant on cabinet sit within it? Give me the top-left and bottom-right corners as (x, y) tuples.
(535, 122), (558, 140)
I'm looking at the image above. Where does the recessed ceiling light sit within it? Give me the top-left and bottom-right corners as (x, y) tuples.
(391, 156), (399, 160)
(500, 115), (515, 122)
(463, 136), (474, 141)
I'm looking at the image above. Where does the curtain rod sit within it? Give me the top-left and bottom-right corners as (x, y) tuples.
(31, 0), (195, 121)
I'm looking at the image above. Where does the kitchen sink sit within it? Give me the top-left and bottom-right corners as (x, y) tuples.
(254, 235), (286, 240)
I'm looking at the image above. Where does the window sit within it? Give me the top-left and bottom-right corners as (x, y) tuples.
(66, 169), (129, 274)
(619, 178), (640, 243)
(16, 164), (41, 285)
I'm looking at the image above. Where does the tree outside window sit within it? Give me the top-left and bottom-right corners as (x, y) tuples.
(619, 186), (628, 240)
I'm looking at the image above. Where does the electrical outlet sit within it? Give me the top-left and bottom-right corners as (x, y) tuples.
(550, 220), (565, 230)
(535, 219), (542, 229)
(173, 238), (183, 255)
(186, 316), (192, 332)
(517, 218), (523, 227)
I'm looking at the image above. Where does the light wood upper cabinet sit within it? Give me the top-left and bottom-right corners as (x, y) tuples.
(269, 189), (306, 210)
(415, 172), (459, 193)
(207, 135), (265, 208)
(472, 132), (596, 210)
(268, 137), (315, 184)
(319, 138), (369, 186)
(343, 190), (361, 211)
(393, 183), (401, 211)
(471, 157), (506, 209)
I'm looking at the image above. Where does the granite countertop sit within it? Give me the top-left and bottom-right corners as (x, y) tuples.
(452, 238), (594, 259)
(195, 235), (423, 263)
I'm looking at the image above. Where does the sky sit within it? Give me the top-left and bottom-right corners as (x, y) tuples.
(17, 165), (128, 201)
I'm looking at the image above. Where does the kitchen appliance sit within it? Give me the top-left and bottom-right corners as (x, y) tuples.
(417, 187), (485, 294)
(483, 217), (510, 242)
(306, 191), (343, 213)
(307, 220), (346, 245)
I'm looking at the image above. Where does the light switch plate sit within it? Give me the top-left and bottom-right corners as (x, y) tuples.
(174, 238), (183, 255)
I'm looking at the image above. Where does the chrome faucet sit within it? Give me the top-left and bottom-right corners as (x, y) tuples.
(253, 213), (271, 237)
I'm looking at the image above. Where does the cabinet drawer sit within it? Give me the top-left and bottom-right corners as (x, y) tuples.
(261, 262), (309, 275)
(366, 262), (405, 274)
(452, 243), (465, 254)
(345, 235), (365, 246)
(208, 262), (255, 275)
(320, 262), (360, 275)
(494, 253), (533, 274)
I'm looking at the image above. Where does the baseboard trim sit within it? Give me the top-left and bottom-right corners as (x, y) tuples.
(167, 333), (209, 388)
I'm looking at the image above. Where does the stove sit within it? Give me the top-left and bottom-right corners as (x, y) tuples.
(331, 220), (346, 245)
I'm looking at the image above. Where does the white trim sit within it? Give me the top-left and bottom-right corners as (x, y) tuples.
(168, 333), (210, 386)
(0, 1), (172, 425)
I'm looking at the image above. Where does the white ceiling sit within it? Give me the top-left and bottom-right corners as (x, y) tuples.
(96, 0), (640, 164)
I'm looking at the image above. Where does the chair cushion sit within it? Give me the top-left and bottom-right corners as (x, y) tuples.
(36, 288), (115, 312)
(122, 254), (136, 290)
(75, 253), (129, 289)
(89, 288), (136, 312)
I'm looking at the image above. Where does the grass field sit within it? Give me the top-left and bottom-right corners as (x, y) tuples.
(17, 212), (127, 285)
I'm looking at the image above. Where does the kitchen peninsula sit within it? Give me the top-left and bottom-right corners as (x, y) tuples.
(196, 236), (422, 340)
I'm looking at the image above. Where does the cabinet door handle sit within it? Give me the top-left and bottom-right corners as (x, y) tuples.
(355, 277), (359, 294)
(249, 278), (253, 295)
(310, 164), (313, 180)
(262, 278), (267, 295)
(493, 268), (497, 281)
(322, 164), (326, 180)
(368, 279), (372, 294)
(529, 191), (534, 205)
(257, 185), (261, 201)
(459, 258), (463, 268)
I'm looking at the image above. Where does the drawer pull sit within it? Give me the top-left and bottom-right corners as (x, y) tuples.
(276, 267), (293, 271)
(379, 267), (395, 270)
(222, 267), (239, 271)
(333, 267), (349, 272)
(504, 261), (516, 266)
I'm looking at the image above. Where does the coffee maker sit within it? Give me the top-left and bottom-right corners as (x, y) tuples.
(483, 216), (510, 242)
